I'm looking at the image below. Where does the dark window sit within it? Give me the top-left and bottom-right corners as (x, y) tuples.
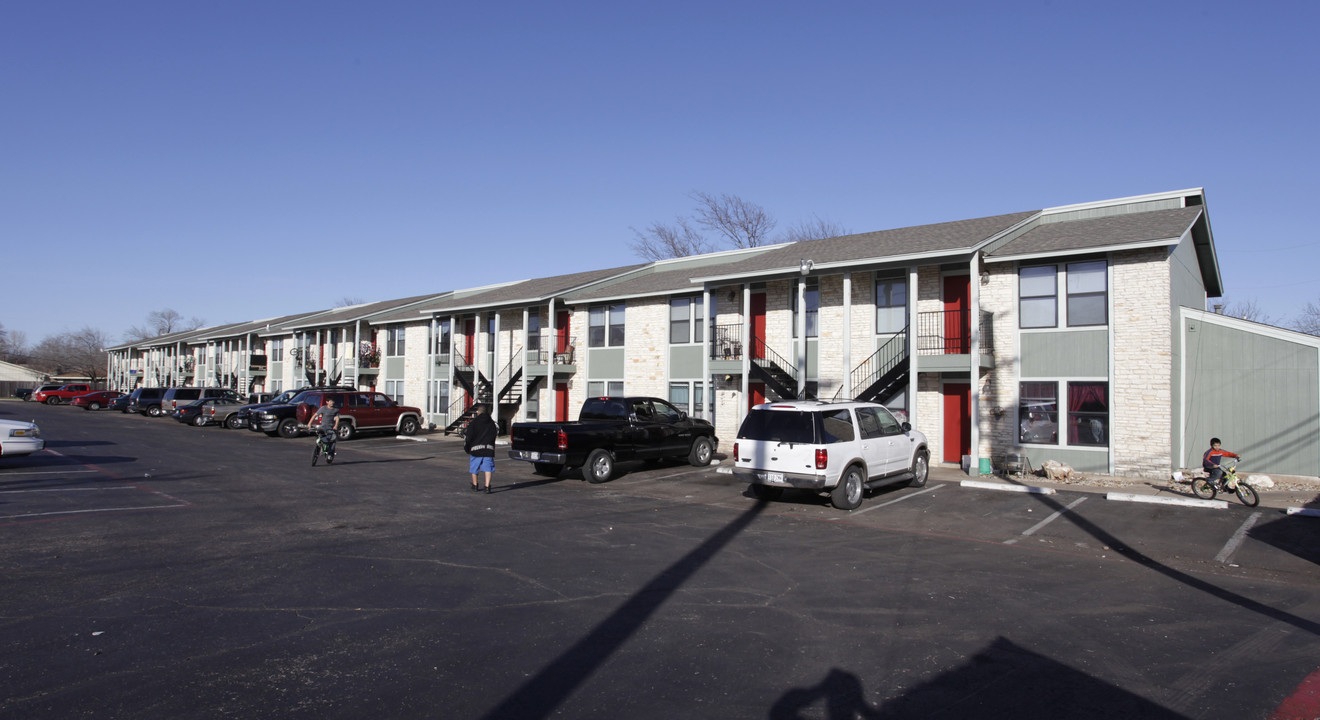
(1067, 260), (1107, 326)
(1019, 381), (1059, 445)
(1020, 265), (1057, 329)
(1068, 382), (1108, 446)
(737, 410), (815, 444)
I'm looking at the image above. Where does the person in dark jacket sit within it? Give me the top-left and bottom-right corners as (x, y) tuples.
(464, 404), (498, 493)
(1202, 437), (1241, 485)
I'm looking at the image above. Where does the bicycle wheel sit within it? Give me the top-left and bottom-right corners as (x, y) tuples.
(1191, 478), (1216, 500)
(312, 443), (321, 466)
(1235, 483), (1260, 507)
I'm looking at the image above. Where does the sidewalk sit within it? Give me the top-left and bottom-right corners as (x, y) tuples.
(931, 464), (1320, 512)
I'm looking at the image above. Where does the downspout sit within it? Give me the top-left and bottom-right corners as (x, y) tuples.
(797, 276), (807, 397)
(520, 306), (529, 423)
(969, 253), (983, 476)
(701, 287), (711, 421)
(547, 299), (556, 419)
(843, 273), (852, 400)
(908, 266), (918, 428)
(741, 284), (751, 416)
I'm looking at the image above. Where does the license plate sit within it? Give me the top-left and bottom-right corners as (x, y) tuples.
(527, 451), (540, 461)
(760, 472), (786, 484)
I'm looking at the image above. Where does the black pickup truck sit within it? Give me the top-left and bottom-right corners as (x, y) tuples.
(508, 396), (718, 483)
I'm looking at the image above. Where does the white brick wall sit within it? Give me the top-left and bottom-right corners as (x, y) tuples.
(1111, 248), (1173, 477)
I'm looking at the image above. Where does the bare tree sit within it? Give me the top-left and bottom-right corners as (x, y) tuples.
(124, 308), (206, 342)
(1293, 300), (1320, 336)
(630, 191), (847, 260)
(690, 191), (777, 249)
(629, 217), (716, 261)
(336, 296), (366, 308)
(780, 215), (851, 244)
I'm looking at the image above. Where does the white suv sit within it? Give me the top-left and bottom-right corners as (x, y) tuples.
(731, 400), (930, 510)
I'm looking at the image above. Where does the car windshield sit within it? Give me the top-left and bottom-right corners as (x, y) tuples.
(737, 410), (816, 444)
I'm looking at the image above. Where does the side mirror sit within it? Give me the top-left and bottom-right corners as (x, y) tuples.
(902, 422), (912, 432)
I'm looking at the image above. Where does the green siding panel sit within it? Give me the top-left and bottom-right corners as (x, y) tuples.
(385, 356), (405, 378)
(1182, 319), (1320, 475)
(1021, 330), (1108, 377)
(669, 346), (705, 379)
(588, 348), (625, 379)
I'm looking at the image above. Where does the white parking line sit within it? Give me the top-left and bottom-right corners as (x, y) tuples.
(0, 469), (100, 476)
(0, 486), (139, 495)
(835, 483), (945, 518)
(1004, 496), (1088, 544)
(0, 504), (189, 520)
(1214, 511), (1262, 564)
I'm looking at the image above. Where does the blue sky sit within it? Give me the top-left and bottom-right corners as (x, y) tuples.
(4, 1), (1318, 345)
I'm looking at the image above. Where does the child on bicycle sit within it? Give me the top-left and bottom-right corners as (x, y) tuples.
(1202, 437), (1240, 485)
(310, 398), (342, 461)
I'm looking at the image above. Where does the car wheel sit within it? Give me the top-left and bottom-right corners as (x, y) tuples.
(584, 448), (614, 484)
(193, 415), (207, 427)
(688, 436), (714, 467)
(45, 397), (59, 405)
(337, 423), (355, 441)
(831, 465), (865, 510)
(908, 450), (929, 488)
(225, 415), (241, 429)
(534, 462), (564, 477)
(751, 484), (784, 502)
(277, 418), (300, 438)
(147, 405), (162, 417)
(398, 416), (420, 436)
(88, 402), (101, 411)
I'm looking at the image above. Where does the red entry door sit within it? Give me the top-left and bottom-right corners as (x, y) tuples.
(750, 293), (767, 359)
(556, 310), (571, 360)
(749, 382), (766, 412)
(462, 318), (476, 409)
(943, 275), (970, 354)
(943, 382), (971, 464)
(555, 382), (569, 422)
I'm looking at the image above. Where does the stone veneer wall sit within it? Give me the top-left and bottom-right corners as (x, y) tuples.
(624, 298), (669, 398)
(1111, 247), (1173, 477)
(817, 274), (845, 400)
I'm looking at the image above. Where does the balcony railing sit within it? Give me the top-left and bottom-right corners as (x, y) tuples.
(525, 333), (578, 365)
(710, 324), (744, 360)
(916, 310), (993, 355)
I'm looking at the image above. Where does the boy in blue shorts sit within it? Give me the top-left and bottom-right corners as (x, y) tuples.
(464, 404), (498, 493)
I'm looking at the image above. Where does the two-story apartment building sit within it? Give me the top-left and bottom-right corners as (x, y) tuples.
(106, 189), (1320, 479)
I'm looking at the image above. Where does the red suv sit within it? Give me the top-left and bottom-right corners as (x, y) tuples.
(293, 390), (424, 440)
(32, 384), (93, 405)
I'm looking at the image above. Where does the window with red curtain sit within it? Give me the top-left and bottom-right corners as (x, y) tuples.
(1068, 382), (1108, 446)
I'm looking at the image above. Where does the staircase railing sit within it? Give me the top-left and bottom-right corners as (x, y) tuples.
(750, 336), (797, 380)
(833, 325), (909, 401)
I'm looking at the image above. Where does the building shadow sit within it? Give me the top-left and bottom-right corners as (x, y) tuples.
(478, 501), (767, 720)
(1248, 514), (1320, 567)
(1027, 492), (1320, 636)
(768, 638), (1188, 720)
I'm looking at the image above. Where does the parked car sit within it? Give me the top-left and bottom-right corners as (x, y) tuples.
(246, 392), (276, 404)
(173, 397), (245, 426)
(201, 397), (247, 428)
(25, 384), (62, 402)
(0, 418), (44, 457)
(508, 396), (718, 483)
(160, 387), (241, 417)
(235, 387), (348, 431)
(125, 387), (167, 416)
(249, 389), (422, 440)
(32, 383), (93, 405)
(731, 400), (930, 510)
(13, 387), (34, 401)
(110, 394), (134, 412)
(71, 390), (124, 411)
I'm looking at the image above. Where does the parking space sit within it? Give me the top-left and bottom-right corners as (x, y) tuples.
(4, 401), (1320, 719)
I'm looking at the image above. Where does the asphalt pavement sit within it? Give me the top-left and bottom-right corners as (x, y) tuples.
(2, 400), (1320, 720)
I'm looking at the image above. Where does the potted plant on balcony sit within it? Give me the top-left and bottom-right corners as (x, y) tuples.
(360, 341), (380, 369)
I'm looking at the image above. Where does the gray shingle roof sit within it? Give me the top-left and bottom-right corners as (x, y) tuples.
(987, 206), (1203, 258)
(394, 264), (649, 319)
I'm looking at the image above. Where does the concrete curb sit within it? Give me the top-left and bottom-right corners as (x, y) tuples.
(396, 435), (427, 442)
(961, 479), (1056, 495)
(1107, 492), (1227, 509)
(1286, 507), (1320, 517)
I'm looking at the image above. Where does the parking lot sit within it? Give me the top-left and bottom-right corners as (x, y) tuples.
(3, 401), (1320, 719)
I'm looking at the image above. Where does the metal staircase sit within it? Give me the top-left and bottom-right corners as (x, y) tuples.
(444, 349), (543, 436)
(749, 336), (804, 400)
(833, 325), (910, 404)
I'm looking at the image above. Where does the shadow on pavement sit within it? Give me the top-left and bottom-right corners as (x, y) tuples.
(478, 500), (767, 720)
